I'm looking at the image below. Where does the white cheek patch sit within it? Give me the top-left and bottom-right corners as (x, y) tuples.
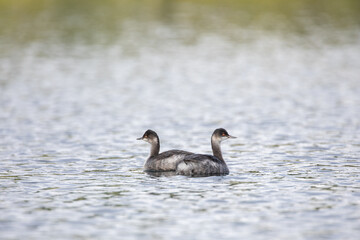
(212, 136), (221, 142)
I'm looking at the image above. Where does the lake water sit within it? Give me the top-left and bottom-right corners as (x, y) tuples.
(0, 1), (360, 239)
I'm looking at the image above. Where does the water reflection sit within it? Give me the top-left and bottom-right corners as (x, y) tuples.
(145, 171), (177, 177)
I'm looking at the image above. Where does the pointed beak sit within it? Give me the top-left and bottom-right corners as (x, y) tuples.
(228, 135), (237, 139)
(136, 137), (143, 140)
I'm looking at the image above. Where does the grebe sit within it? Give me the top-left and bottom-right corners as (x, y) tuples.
(176, 128), (236, 176)
(137, 129), (193, 172)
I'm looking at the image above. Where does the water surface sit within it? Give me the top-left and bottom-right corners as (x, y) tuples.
(0, 1), (360, 239)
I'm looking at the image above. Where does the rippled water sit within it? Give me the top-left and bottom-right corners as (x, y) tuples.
(1, 1), (360, 239)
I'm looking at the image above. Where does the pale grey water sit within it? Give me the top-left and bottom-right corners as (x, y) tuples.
(1, 1), (360, 239)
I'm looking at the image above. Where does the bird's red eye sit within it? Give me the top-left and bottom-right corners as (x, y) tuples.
(222, 133), (226, 136)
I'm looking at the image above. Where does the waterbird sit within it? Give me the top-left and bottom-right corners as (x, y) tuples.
(176, 128), (236, 177)
(137, 129), (193, 172)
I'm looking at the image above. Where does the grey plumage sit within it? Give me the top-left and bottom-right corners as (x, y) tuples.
(144, 150), (193, 172)
(176, 154), (229, 176)
(175, 128), (235, 177)
(137, 130), (193, 172)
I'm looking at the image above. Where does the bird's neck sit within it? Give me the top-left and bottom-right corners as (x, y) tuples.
(211, 136), (224, 161)
(150, 138), (160, 157)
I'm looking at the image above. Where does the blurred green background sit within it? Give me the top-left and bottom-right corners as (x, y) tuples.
(0, 0), (359, 46)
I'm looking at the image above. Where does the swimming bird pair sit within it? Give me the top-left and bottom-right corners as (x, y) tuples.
(137, 128), (236, 176)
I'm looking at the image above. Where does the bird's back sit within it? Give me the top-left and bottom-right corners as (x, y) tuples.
(175, 154), (229, 177)
(144, 150), (193, 172)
